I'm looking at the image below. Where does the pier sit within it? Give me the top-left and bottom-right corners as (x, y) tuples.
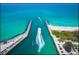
(46, 20), (66, 54)
(0, 20), (32, 55)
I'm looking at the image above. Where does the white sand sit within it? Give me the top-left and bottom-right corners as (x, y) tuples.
(45, 21), (79, 54)
(48, 25), (79, 31)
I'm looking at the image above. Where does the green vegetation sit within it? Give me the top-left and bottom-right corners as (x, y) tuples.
(51, 30), (60, 37)
(74, 45), (79, 53)
(51, 30), (79, 53)
(51, 30), (79, 42)
(72, 31), (79, 42)
(63, 42), (73, 52)
(60, 31), (73, 41)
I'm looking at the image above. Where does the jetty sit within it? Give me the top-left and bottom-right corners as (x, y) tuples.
(46, 20), (79, 55)
(0, 20), (32, 55)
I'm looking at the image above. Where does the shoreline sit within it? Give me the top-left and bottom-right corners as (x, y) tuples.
(48, 24), (79, 32)
(0, 21), (32, 55)
(46, 20), (79, 55)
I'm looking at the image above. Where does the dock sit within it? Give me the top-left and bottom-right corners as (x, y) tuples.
(0, 20), (32, 55)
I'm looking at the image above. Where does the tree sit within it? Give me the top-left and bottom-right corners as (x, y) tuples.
(63, 42), (73, 52)
(51, 30), (60, 37)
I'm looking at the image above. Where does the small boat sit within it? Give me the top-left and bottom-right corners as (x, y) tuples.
(36, 27), (45, 52)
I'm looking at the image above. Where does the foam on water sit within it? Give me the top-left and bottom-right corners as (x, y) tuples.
(36, 28), (45, 53)
(1, 4), (78, 54)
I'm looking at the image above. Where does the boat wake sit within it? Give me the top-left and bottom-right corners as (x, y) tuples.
(36, 27), (45, 53)
(37, 16), (42, 22)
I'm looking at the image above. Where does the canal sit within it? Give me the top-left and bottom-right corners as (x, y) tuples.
(7, 17), (58, 55)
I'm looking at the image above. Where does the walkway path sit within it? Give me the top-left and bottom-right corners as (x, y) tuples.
(7, 17), (57, 55)
(0, 20), (32, 55)
(46, 21), (79, 55)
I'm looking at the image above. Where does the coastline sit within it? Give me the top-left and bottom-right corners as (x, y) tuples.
(48, 25), (79, 32)
(0, 21), (32, 55)
(46, 20), (79, 55)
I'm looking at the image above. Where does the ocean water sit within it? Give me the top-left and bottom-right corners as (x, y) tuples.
(0, 3), (78, 54)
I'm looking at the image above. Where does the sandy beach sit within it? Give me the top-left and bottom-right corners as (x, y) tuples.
(48, 25), (79, 31)
(45, 20), (79, 55)
(48, 25), (79, 54)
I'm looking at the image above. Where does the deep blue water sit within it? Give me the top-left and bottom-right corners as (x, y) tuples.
(0, 3), (78, 54)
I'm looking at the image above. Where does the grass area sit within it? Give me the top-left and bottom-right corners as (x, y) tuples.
(51, 30), (79, 53)
(51, 30), (60, 37)
(51, 30), (79, 42)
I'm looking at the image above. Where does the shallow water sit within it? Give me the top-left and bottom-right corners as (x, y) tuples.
(0, 3), (78, 54)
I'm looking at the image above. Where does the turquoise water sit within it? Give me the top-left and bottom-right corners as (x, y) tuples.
(0, 3), (78, 54)
(7, 17), (58, 55)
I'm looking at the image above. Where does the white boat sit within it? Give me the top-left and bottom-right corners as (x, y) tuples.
(36, 27), (45, 52)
